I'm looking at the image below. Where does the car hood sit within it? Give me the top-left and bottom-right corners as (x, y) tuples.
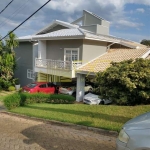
(84, 93), (99, 101)
(123, 112), (150, 130)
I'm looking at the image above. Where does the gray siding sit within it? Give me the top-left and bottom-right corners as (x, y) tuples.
(82, 40), (107, 64)
(46, 39), (83, 61)
(14, 42), (33, 87)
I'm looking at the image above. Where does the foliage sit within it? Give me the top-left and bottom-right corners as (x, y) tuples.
(8, 86), (15, 91)
(140, 39), (150, 46)
(3, 93), (75, 110)
(14, 78), (20, 85)
(0, 32), (18, 90)
(47, 94), (75, 104)
(95, 59), (150, 105)
(4, 93), (20, 110)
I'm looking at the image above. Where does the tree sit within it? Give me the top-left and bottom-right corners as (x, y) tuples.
(5, 32), (19, 54)
(0, 32), (18, 89)
(140, 39), (150, 46)
(95, 59), (150, 105)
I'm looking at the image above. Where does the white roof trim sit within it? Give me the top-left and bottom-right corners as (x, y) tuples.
(120, 41), (137, 49)
(141, 49), (150, 58)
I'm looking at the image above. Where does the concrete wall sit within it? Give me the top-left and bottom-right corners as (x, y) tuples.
(14, 42), (34, 87)
(82, 39), (107, 64)
(80, 25), (97, 33)
(83, 11), (102, 26)
(46, 39), (83, 61)
(97, 25), (109, 35)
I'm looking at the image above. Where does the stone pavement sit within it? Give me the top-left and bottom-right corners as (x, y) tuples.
(0, 112), (117, 150)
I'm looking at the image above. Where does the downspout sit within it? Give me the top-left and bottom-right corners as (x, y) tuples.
(106, 42), (117, 51)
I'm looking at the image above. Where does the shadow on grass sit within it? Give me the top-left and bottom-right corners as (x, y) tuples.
(22, 105), (131, 123)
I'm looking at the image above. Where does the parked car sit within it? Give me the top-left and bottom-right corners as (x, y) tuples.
(83, 92), (112, 105)
(59, 83), (93, 96)
(116, 111), (150, 150)
(22, 82), (56, 94)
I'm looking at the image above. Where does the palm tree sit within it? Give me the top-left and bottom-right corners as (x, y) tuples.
(5, 32), (19, 54)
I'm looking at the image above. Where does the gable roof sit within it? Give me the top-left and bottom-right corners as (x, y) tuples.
(35, 20), (79, 35)
(78, 48), (150, 73)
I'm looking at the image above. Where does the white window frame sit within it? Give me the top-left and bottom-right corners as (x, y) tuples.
(27, 69), (34, 79)
(64, 48), (79, 62)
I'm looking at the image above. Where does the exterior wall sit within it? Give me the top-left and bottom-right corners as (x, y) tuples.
(80, 25), (97, 33)
(82, 39), (107, 64)
(97, 25), (109, 35)
(83, 11), (102, 26)
(14, 42), (34, 87)
(46, 39), (83, 61)
(38, 41), (46, 59)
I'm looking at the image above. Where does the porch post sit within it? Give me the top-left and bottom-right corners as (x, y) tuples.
(76, 73), (85, 102)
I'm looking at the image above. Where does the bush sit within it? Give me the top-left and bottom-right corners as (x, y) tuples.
(95, 59), (150, 105)
(8, 86), (15, 91)
(4, 93), (21, 110)
(47, 94), (75, 104)
(3, 93), (76, 110)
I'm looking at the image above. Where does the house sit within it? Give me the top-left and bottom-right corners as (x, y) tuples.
(15, 10), (150, 102)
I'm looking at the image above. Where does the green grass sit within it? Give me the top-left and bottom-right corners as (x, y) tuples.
(0, 90), (16, 101)
(10, 103), (150, 132)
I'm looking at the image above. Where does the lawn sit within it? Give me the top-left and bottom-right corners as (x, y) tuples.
(10, 103), (150, 132)
(0, 90), (16, 101)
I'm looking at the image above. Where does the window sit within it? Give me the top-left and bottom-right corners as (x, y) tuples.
(64, 48), (79, 62)
(27, 69), (34, 79)
(39, 84), (47, 88)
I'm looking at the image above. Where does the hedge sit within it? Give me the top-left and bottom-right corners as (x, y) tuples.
(4, 93), (75, 110)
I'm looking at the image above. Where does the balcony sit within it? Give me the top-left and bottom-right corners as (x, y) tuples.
(35, 58), (82, 78)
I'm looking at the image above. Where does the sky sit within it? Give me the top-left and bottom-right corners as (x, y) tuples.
(0, 0), (150, 42)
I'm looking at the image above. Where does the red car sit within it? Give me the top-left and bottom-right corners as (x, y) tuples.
(22, 82), (56, 94)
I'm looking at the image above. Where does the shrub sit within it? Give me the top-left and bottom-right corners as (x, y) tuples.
(3, 93), (76, 110)
(21, 93), (50, 104)
(8, 86), (15, 91)
(4, 93), (21, 110)
(95, 59), (150, 105)
(47, 94), (75, 104)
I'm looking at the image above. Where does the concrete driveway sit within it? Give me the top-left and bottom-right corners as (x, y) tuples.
(0, 112), (116, 150)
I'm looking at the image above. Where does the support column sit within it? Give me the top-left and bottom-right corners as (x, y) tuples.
(76, 73), (85, 102)
(38, 40), (46, 59)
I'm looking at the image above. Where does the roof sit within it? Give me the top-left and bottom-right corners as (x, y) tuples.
(78, 48), (150, 73)
(83, 10), (110, 23)
(35, 20), (79, 35)
(32, 29), (84, 40)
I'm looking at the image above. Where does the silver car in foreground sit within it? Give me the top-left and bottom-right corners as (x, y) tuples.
(116, 112), (150, 150)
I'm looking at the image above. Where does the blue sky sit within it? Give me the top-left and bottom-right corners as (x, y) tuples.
(0, 0), (150, 42)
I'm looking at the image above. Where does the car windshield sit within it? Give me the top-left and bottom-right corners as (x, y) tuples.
(26, 83), (37, 88)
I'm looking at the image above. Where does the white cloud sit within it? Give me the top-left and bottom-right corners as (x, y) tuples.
(136, 8), (145, 13)
(116, 19), (143, 28)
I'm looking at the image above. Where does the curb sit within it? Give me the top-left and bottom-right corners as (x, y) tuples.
(1, 111), (118, 137)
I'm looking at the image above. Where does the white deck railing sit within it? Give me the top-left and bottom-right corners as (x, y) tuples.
(35, 58), (82, 70)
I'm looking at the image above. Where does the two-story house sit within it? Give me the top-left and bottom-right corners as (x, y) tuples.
(15, 10), (150, 102)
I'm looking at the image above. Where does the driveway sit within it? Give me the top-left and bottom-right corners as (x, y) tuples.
(0, 112), (116, 150)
